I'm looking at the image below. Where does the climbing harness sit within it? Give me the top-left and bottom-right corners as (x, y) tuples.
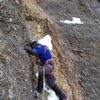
(45, 59), (55, 67)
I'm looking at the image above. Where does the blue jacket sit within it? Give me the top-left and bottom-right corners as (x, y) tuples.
(25, 44), (52, 65)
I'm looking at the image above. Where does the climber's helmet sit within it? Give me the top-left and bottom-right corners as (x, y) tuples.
(31, 40), (38, 48)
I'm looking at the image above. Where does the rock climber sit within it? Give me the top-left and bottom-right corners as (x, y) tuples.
(24, 39), (67, 100)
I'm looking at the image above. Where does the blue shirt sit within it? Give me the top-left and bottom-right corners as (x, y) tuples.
(33, 44), (52, 65)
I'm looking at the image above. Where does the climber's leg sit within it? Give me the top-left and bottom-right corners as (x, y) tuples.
(36, 70), (43, 93)
(34, 69), (43, 98)
(46, 74), (67, 100)
(35, 65), (52, 94)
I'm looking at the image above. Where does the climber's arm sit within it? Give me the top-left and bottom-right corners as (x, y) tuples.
(24, 43), (38, 55)
(26, 47), (38, 55)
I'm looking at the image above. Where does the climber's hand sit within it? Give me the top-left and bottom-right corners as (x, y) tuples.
(24, 44), (28, 50)
(24, 41), (31, 50)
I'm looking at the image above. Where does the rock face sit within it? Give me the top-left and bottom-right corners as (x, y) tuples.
(0, 0), (100, 100)
(38, 0), (100, 100)
(0, 0), (34, 100)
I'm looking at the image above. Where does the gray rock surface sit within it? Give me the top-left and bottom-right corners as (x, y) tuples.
(0, 0), (34, 100)
(0, 0), (100, 100)
(39, 0), (100, 100)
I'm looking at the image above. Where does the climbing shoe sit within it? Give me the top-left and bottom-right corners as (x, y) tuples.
(34, 90), (40, 98)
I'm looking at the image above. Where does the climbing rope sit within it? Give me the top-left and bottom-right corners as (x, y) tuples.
(42, 66), (45, 100)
